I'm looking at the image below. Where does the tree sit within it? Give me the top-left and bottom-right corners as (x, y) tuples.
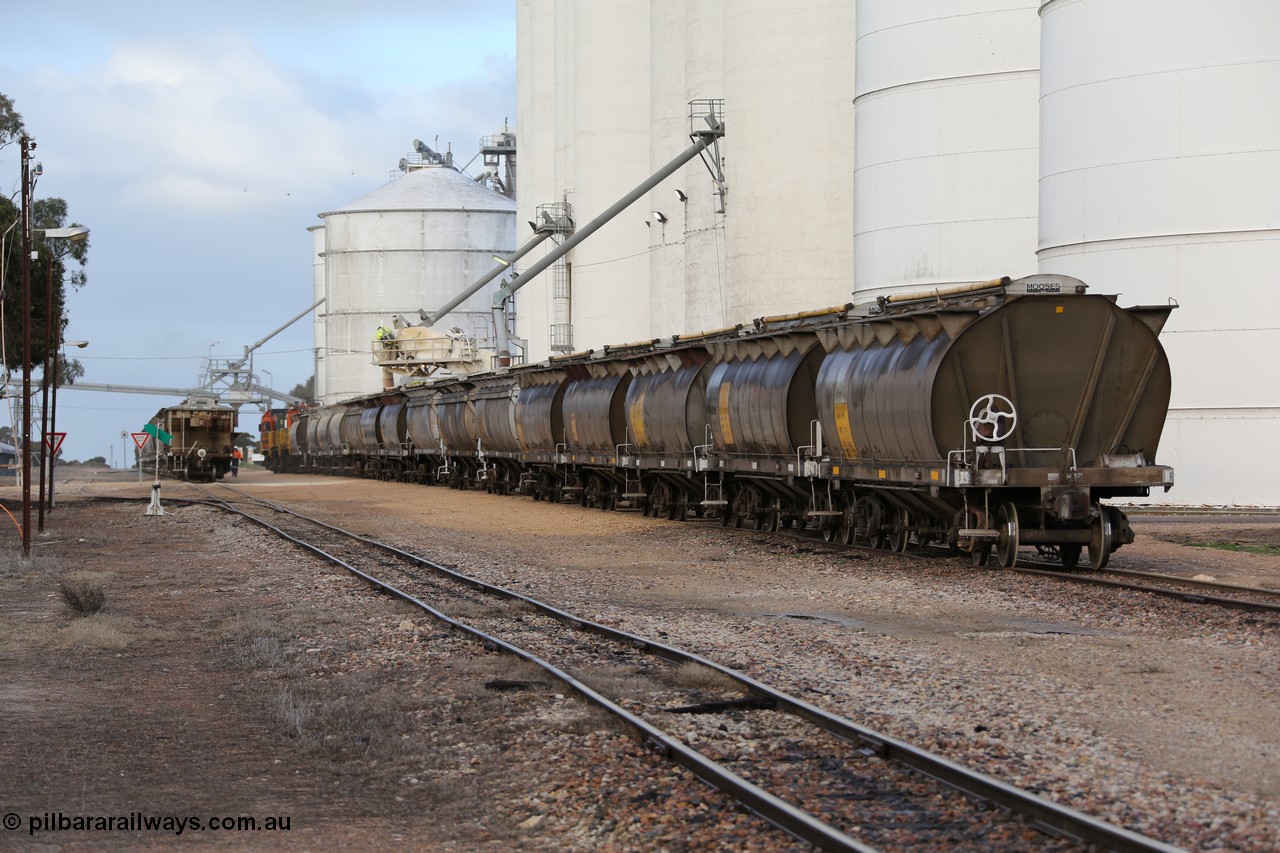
(0, 93), (23, 153)
(290, 375), (315, 402)
(0, 92), (90, 380)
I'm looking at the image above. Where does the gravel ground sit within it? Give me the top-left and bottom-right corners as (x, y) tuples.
(6, 468), (1278, 850)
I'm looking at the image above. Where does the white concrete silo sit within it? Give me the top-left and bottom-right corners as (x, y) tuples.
(564, 0), (651, 353)
(308, 223), (326, 403)
(647, 0), (727, 338)
(515, 0), (650, 361)
(853, 1), (1040, 301)
(515, 0), (559, 362)
(1038, 0), (1280, 506)
(318, 166), (515, 404)
(723, 0), (856, 322)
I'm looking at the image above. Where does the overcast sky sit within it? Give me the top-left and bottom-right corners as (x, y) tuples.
(2, 0), (516, 464)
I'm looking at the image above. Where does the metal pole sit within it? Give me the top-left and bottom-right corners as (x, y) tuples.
(48, 342), (60, 510)
(38, 257), (52, 532)
(19, 136), (33, 556)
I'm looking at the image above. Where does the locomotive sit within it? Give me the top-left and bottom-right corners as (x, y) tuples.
(260, 275), (1175, 569)
(140, 395), (238, 482)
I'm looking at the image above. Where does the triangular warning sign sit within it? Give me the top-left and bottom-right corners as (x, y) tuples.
(45, 432), (67, 455)
(131, 432), (151, 450)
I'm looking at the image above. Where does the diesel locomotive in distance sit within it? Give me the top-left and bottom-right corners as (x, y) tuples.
(259, 275), (1176, 569)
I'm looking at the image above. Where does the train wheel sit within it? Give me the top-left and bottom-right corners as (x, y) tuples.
(1059, 544), (1082, 570)
(650, 482), (669, 519)
(838, 501), (856, 545)
(852, 496), (883, 547)
(971, 544), (992, 566)
(1088, 507), (1115, 569)
(995, 503), (1020, 568)
(890, 507), (912, 553)
(732, 486), (760, 529)
(674, 492), (690, 522)
(765, 498), (782, 533)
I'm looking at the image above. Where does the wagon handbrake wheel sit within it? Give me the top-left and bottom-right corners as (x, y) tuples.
(969, 394), (1017, 442)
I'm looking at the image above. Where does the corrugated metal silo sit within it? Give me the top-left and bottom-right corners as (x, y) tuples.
(318, 167), (515, 404)
(723, 0), (856, 322)
(1038, 0), (1280, 505)
(853, 0), (1040, 302)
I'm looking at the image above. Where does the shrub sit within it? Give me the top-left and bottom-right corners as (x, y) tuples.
(59, 580), (106, 616)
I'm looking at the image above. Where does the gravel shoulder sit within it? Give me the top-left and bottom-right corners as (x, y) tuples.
(1, 468), (1276, 851)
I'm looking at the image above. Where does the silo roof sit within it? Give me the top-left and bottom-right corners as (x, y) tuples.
(320, 166), (516, 218)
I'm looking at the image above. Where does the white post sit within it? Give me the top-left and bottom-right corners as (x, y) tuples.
(146, 429), (165, 516)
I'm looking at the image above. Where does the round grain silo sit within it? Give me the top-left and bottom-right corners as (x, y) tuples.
(318, 166), (515, 404)
(1038, 0), (1280, 506)
(722, 0), (856, 322)
(853, 0), (1040, 302)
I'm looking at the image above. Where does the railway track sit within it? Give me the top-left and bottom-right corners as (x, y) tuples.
(70, 470), (1280, 617)
(111, 480), (1180, 853)
(749, 523), (1280, 617)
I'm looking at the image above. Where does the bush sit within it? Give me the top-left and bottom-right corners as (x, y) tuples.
(59, 580), (106, 616)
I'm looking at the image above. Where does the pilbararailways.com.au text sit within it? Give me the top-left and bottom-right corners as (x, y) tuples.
(7, 811), (291, 836)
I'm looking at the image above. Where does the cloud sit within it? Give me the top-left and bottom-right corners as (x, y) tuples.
(32, 32), (514, 216)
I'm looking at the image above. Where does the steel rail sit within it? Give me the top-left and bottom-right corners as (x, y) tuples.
(1047, 563), (1280, 602)
(758, 526), (1280, 616)
(183, 487), (873, 852)
(1005, 565), (1280, 615)
(196, 484), (1184, 853)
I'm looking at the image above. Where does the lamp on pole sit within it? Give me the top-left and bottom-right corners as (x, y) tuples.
(48, 339), (88, 512)
(19, 135), (35, 556)
(36, 227), (89, 532)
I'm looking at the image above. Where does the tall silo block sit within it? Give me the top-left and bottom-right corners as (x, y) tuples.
(724, 0), (856, 322)
(318, 167), (515, 404)
(1038, 0), (1280, 506)
(854, 0), (1040, 301)
(648, 0), (727, 338)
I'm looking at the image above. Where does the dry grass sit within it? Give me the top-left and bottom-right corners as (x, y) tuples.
(578, 667), (668, 701)
(54, 614), (134, 650)
(0, 546), (62, 579)
(669, 661), (740, 693)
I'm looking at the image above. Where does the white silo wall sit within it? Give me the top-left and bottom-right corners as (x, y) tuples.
(515, 0), (557, 362)
(680, 0), (728, 334)
(566, 0), (651, 351)
(309, 223), (326, 404)
(853, 1), (1039, 301)
(1038, 0), (1280, 507)
(318, 168), (515, 404)
(648, 0), (728, 338)
(647, 0), (690, 338)
(723, 0), (856, 323)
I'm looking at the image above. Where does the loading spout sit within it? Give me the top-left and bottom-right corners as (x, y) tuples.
(491, 110), (726, 319)
(420, 228), (555, 326)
